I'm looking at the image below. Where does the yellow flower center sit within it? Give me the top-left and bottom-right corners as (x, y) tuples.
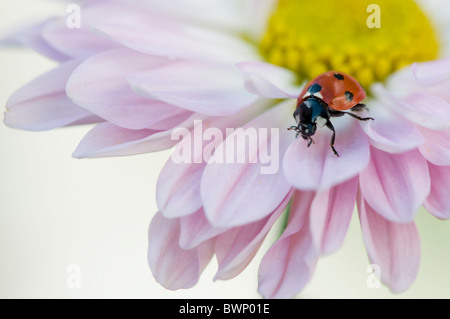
(260, 0), (439, 89)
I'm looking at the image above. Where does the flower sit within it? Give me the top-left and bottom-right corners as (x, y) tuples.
(3, 0), (450, 298)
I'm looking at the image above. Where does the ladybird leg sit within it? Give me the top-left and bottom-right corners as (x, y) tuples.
(288, 126), (301, 138)
(307, 136), (315, 147)
(328, 110), (345, 118)
(325, 120), (340, 157)
(350, 103), (368, 112)
(342, 111), (374, 121)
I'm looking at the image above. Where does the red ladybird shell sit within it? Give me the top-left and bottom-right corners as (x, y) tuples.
(297, 71), (366, 111)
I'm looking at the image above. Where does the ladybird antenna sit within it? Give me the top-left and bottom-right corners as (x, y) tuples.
(288, 126), (300, 133)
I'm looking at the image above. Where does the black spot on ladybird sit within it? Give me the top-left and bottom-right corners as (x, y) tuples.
(334, 73), (344, 80)
(345, 91), (354, 102)
(308, 83), (322, 94)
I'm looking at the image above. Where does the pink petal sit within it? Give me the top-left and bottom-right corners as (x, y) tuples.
(309, 177), (358, 255)
(236, 61), (301, 98)
(380, 61), (450, 109)
(357, 194), (421, 293)
(5, 59), (98, 131)
(7, 59), (81, 107)
(396, 93), (450, 130)
(2, 19), (70, 62)
(214, 189), (293, 281)
(258, 191), (318, 299)
(376, 82), (450, 130)
(157, 159), (205, 219)
(148, 212), (214, 290)
(179, 209), (227, 250)
(201, 100), (294, 227)
(424, 163), (450, 219)
(157, 105), (262, 218)
(72, 122), (179, 158)
(92, 12), (258, 63)
(127, 60), (258, 117)
(41, 4), (121, 59)
(411, 58), (450, 84)
(66, 48), (193, 130)
(418, 126), (450, 166)
(137, 0), (248, 33)
(383, 60), (450, 99)
(156, 119), (219, 219)
(360, 100), (424, 153)
(359, 147), (430, 223)
(283, 117), (370, 190)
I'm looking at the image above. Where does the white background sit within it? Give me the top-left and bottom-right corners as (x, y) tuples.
(0, 0), (449, 299)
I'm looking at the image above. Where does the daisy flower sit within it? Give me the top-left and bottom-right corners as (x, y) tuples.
(3, 0), (450, 298)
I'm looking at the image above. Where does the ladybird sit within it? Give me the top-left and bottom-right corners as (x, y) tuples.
(288, 71), (374, 157)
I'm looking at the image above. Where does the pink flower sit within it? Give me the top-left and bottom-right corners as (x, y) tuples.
(3, 0), (450, 298)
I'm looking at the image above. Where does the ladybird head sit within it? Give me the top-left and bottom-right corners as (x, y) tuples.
(292, 98), (323, 138)
(288, 110), (317, 147)
(289, 97), (326, 147)
(288, 123), (316, 148)
(298, 123), (317, 150)
(288, 124), (316, 135)
(299, 123), (316, 138)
